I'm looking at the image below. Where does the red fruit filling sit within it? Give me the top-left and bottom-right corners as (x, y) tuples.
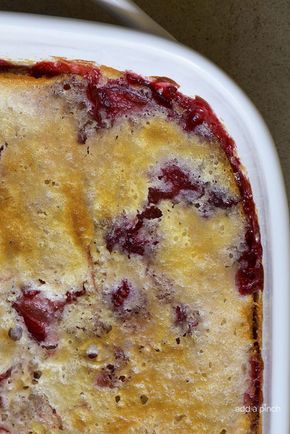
(13, 289), (65, 342)
(13, 286), (86, 343)
(111, 280), (131, 308)
(108, 280), (145, 319)
(208, 189), (239, 209)
(89, 83), (150, 128)
(106, 206), (162, 256)
(148, 163), (204, 205)
(30, 60), (99, 79)
(236, 228), (263, 295)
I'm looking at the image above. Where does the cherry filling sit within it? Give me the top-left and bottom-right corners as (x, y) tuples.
(106, 206), (162, 256)
(13, 286), (86, 343)
(232, 167), (263, 295)
(176, 95), (229, 141)
(148, 161), (241, 212)
(108, 279), (146, 320)
(148, 163), (204, 205)
(30, 60), (100, 79)
(208, 189), (239, 209)
(150, 79), (179, 109)
(13, 289), (65, 342)
(174, 304), (199, 336)
(236, 228), (263, 295)
(89, 83), (150, 128)
(88, 72), (180, 128)
(27, 61), (227, 144)
(111, 280), (131, 308)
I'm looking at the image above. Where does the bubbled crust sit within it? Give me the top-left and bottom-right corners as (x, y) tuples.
(0, 60), (262, 434)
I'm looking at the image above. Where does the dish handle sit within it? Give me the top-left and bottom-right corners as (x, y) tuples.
(93, 0), (175, 41)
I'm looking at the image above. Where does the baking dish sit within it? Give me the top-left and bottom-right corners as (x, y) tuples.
(0, 11), (288, 434)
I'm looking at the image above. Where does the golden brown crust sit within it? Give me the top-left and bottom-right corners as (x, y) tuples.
(0, 60), (263, 433)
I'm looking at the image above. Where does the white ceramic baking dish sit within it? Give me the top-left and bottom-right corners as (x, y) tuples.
(0, 11), (288, 434)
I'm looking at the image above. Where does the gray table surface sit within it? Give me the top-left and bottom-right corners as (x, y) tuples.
(1, 0), (289, 201)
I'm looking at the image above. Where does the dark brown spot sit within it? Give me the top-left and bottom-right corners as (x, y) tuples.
(140, 394), (149, 405)
(33, 370), (42, 380)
